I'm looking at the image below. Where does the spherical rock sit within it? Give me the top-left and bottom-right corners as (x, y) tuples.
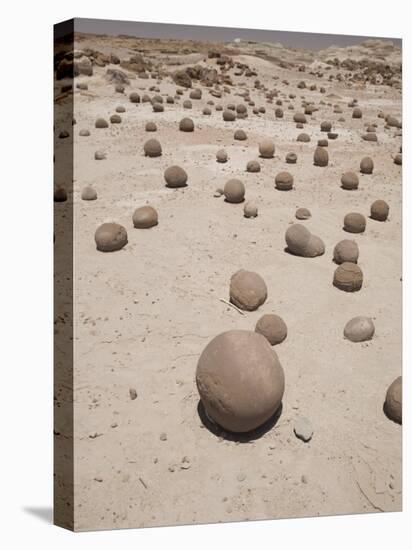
(384, 377), (402, 424)
(164, 165), (188, 188)
(183, 99), (192, 109)
(333, 239), (359, 264)
(259, 139), (275, 158)
(196, 330), (285, 433)
(95, 118), (108, 128)
(341, 171), (359, 190)
(203, 107), (211, 115)
(275, 108), (283, 118)
(320, 121), (332, 132)
(129, 92), (140, 103)
(286, 152), (297, 164)
(79, 129), (90, 136)
(179, 117), (194, 132)
(143, 138), (162, 157)
(152, 102), (164, 112)
(94, 150), (106, 160)
(255, 314), (287, 346)
(394, 153), (402, 165)
(352, 107), (362, 118)
(234, 129), (247, 141)
(189, 88), (202, 100)
(344, 316), (375, 342)
(244, 202), (258, 218)
(297, 133), (310, 142)
(293, 113), (307, 124)
(216, 149), (228, 163)
(223, 109), (236, 121)
(132, 205), (158, 228)
(246, 160), (260, 173)
(295, 207), (311, 220)
(370, 199), (389, 221)
(95, 223), (128, 252)
(224, 179), (245, 203)
(229, 270), (267, 311)
(145, 121), (157, 132)
(81, 186), (97, 201)
(285, 224), (324, 258)
(115, 105), (126, 113)
(360, 156), (374, 174)
(110, 114), (121, 124)
(275, 171), (294, 191)
(333, 262), (363, 292)
(318, 139), (328, 147)
(344, 212), (366, 233)
(313, 146), (329, 167)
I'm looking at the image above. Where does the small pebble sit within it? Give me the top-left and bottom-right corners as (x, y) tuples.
(160, 432), (167, 441)
(294, 417), (313, 442)
(129, 388), (137, 400)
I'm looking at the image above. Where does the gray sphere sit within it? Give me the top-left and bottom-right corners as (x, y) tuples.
(132, 205), (158, 228)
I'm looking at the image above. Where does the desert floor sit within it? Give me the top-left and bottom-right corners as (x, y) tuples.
(54, 34), (402, 531)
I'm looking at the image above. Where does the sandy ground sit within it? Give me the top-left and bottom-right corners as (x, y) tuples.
(54, 36), (402, 531)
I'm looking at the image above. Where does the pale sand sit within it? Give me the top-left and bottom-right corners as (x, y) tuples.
(54, 34), (402, 530)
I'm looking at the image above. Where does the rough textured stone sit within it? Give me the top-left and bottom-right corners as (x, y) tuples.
(229, 270), (267, 311)
(333, 262), (363, 292)
(255, 314), (287, 346)
(196, 330), (285, 433)
(370, 200), (389, 221)
(333, 240), (359, 264)
(95, 223), (128, 252)
(344, 212), (366, 233)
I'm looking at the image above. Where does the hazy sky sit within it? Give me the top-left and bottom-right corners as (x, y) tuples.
(69, 17), (401, 51)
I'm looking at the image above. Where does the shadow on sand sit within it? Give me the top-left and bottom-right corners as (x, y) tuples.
(197, 400), (283, 443)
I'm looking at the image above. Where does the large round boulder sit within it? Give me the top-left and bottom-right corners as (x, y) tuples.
(224, 179), (245, 203)
(143, 139), (162, 157)
(179, 117), (194, 132)
(164, 165), (188, 188)
(196, 330), (285, 432)
(344, 212), (366, 233)
(360, 156), (374, 174)
(333, 239), (359, 264)
(275, 171), (294, 191)
(229, 269), (267, 311)
(132, 205), (158, 228)
(259, 139), (275, 158)
(341, 171), (359, 190)
(255, 314), (287, 346)
(384, 377), (402, 424)
(333, 262), (363, 292)
(313, 147), (329, 167)
(95, 223), (128, 252)
(285, 224), (324, 258)
(370, 200), (389, 221)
